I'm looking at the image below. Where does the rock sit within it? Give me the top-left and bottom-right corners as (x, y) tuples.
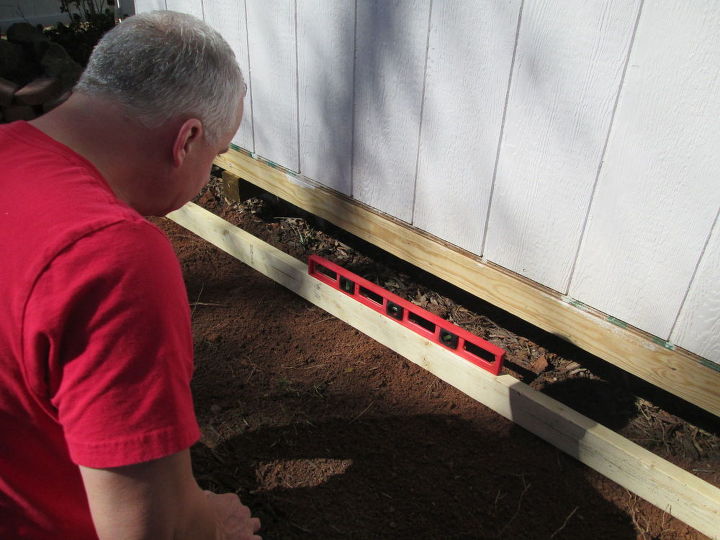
(0, 39), (23, 79)
(7, 23), (46, 46)
(2, 104), (36, 122)
(0, 77), (19, 107)
(41, 43), (83, 91)
(15, 77), (61, 106)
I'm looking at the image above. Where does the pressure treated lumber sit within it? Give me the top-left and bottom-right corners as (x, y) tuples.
(214, 149), (720, 418)
(167, 202), (720, 539)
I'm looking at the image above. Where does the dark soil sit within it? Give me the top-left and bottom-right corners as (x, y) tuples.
(150, 174), (719, 539)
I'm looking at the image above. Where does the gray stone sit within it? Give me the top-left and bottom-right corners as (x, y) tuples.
(15, 77), (61, 106)
(41, 43), (82, 91)
(0, 39), (23, 79)
(7, 23), (47, 46)
(0, 77), (19, 107)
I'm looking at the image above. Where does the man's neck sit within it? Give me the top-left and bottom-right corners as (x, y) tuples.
(30, 94), (174, 215)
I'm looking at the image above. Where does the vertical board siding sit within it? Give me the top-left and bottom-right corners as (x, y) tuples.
(569, 2), (720, 340)
(246, 0), (298, 171)
(484, 0), (640, 292)
(671, 211), (720, 363)
(413, 0), (520, 254)
(134, 0), (720, 363)
(203, 0), (254, 151)
(352, 0), (431, 222)
(297, 0), (355, 195)
(164, 0), (203, 19)
(134, 0), (166, 12)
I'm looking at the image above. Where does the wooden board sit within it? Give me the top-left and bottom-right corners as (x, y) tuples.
(412, 0), (520, 254)
(352, 0), (431, 222)
(164, 0), (202, 19)
(672, 209), (720, 361)
(167, 202), (720, 539)
(296, 0), (354, 195)
(214, 149), (720, 417)
(245, 0), (298, 171)
(569, 2), (720, 338)
(203, 0), (254, 152)
(484, 0), (640, 292)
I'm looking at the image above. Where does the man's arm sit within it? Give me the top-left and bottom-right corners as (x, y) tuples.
(79, 449), (260, 540)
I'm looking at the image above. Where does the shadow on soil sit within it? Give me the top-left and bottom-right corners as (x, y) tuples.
(192, 409), (636, 539)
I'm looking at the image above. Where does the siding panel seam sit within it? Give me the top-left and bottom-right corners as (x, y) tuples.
(410, 0), (434, 226)
(481, 0), (524, 258)
(669, 204), (720, 340)
(565, 0), (645, 295)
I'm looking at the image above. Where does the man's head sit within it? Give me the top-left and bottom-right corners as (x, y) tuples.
(75, 10), (245, 147)
(48, 11), (246, 215)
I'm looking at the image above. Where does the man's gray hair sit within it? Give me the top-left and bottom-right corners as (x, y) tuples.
(75, 10), (245, 144)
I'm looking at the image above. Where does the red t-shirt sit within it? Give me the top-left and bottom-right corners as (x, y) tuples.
(0, 121), (201, 538)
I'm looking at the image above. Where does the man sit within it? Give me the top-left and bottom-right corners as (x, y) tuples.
(0, 11), (260, 539)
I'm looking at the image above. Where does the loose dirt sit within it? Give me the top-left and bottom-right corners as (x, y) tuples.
(150, 174), (719, 539)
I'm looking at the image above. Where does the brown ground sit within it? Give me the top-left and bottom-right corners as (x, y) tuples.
(151, 174), (719, 539)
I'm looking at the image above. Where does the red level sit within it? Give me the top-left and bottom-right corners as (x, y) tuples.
(308, 255), (505, 375)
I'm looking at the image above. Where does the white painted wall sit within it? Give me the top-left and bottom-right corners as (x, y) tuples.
(568, 1), (720, 340)
(352, 0), (430, 222)
(245, 0), (298, 171)
(165, 0), (202, 20)
(133, 0), (165, 14)
(297, 0), (354, 195)
(202, 0), (253, 152)
(484, 0), (640, 292)
(413, 0), (520, 254)
(671, 209), (720, 361)
(131, 1), (720, 365)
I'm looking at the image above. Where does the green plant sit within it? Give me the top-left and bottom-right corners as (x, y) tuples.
(58, 0), (112, 24)
(44, 0), (116, 66)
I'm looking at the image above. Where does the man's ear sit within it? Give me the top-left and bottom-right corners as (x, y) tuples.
(172, 118), (203, 167)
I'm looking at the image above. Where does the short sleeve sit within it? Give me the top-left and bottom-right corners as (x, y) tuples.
(22, 220), (200, 468)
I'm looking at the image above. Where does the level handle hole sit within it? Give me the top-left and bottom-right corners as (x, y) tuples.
(316, 264), (337, 280)
(408, 312), (436, 333)
(359, 286), (384, 305)
(464, 341), (496, 364)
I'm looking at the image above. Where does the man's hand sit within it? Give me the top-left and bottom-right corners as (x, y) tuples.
(205, 491), (261, 540)
(79, 449), (261, 539)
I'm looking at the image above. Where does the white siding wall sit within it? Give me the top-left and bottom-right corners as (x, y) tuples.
(246, 0), (298, 171)
(484, 0), (640, 292)
(133, 1), (720, 365)
(568, 1), (720, 339)
(164, 0), (202, 19)
(352, 0), (431, 222)
(413, 0), (520, 254)
(297, 0), (354, 194)
(202, 0), (253, 151)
